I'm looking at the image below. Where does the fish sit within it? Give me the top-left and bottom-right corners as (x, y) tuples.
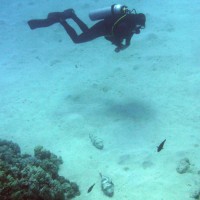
(99, 172), (114, 197)
(87, 183), (95, 193)
(157, 139), (166, 152)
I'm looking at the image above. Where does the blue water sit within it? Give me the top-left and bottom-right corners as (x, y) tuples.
(0, 0), (200, 199)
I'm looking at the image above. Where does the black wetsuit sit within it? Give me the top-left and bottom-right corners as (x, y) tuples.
(28, 11), (145, 52)
(60, 13), (140, 51)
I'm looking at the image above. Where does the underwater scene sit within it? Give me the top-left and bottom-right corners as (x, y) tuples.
(0, 0), (200, 199)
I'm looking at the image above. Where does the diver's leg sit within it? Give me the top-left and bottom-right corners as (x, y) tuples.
(59, 20), (79, 43)
(70, 14), (89, 32)
(77, 21), (106, 42)
(60, 20), (106, 43)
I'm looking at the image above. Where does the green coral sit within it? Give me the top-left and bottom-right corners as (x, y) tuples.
(34, 145), (63, 178)
(0, 139), (80, 200)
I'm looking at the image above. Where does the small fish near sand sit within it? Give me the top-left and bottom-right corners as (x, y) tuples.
(99, 173), (114, 197)
(89, 134), (104, 150)
(87, 183), (95, 193)
(157, 139), (166, 152)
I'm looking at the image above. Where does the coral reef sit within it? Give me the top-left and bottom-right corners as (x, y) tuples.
(0, 139), (80, 200)
(190, 187), (200, 200)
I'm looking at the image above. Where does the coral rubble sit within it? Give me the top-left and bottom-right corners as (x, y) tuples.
(176, 157), (190, 174)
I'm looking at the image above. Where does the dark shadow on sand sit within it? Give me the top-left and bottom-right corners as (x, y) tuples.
(104, 99), (155, 121)
(54, 91), (156, 123)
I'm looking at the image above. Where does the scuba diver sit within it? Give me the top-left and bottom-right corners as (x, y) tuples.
(28, 4), (146, 52)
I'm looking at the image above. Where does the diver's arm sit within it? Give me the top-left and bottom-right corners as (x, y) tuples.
(114, 33), (133, 52)
(111, 38), (123, 52)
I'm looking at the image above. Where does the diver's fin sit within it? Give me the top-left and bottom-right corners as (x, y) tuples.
(27, 19), (54, 29)
(28, 9), (75, 30)
(48, 9), (75, 20)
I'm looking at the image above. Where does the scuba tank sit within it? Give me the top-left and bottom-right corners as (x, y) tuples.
(89, 4), (129, 21)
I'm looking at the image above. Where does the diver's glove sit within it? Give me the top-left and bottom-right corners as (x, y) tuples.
(133, 27), (141, 34)
(115, 44), (129, 53)
(135, 28), (140, 34)
(115, 47), (121, 53)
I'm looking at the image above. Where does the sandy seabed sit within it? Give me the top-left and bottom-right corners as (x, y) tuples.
(0, 0), (200, 199)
